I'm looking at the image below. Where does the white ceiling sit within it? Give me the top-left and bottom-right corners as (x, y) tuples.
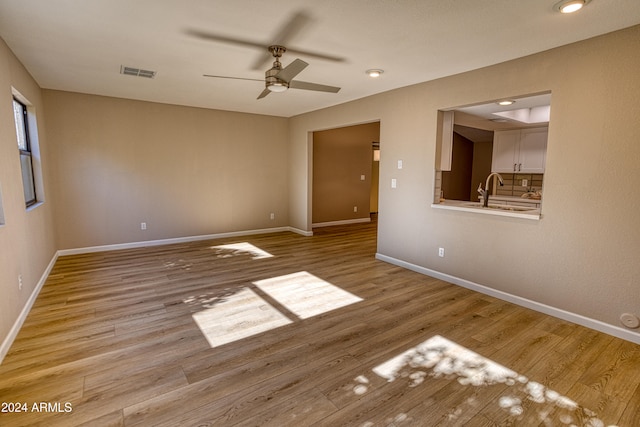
(1, 0), (639, 118)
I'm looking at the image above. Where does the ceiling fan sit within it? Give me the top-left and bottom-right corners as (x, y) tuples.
(187, 11), (343, 99)
(203, 45), (340, 99)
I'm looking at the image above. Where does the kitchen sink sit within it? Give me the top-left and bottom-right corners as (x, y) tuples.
(463, 202), (537, 212)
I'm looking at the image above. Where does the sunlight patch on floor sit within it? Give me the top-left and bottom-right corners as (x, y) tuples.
(367, 335), (611, 426)
(210, 242), (274, 259)
(373, 335), (525, 386)
(253, 271), (363, 319)
(191, 287), (292, 348)
(189, 271), (362, 348)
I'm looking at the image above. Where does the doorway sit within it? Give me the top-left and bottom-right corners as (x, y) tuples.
(311, 121), (380, 228)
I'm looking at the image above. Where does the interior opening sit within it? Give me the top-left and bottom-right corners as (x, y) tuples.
(434, 93), (550, 215)
(311, 121), (380, 229)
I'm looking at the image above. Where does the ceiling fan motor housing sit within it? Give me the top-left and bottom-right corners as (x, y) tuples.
(265, 61), (288, 92)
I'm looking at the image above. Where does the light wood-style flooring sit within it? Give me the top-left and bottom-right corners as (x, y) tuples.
(1, 218), (639, 426)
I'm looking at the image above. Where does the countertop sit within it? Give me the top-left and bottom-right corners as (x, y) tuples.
(432, 199), (541, 220)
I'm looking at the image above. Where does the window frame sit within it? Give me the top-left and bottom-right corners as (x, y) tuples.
(13, 97), (37, 207)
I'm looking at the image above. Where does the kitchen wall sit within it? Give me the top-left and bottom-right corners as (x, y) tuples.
(496, 173), (544, 198)
(289, 25), (640, 341)
(0, 38), (58, 358)
(312, 122), (379, 224)
(43, 90), (289, 250)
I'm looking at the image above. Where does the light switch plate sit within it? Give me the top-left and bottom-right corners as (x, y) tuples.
(397, 160), (403, 169)
(391, 178), (397, 188)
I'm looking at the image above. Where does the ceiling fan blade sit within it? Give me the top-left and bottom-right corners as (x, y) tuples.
(186, 29), (266, 50)
(252, 45), (345, 70)
(203, 74), (264, 82)
(280, 47), (345, 64)
(188, 10), (345, 71)
(275, 59), (308, 83)
(271, 10), (312, 46)
(289, 80), (341, 93)
(249, 53), (274, 72)
(248, 10), (312, 71)
(257, 88), (271, 100)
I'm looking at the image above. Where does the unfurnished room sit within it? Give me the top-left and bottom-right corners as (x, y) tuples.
(0, 1), (639, 426)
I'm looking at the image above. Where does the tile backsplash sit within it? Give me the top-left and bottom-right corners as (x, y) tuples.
(495, 173), (543, 197)
(434, 170), (443, 204)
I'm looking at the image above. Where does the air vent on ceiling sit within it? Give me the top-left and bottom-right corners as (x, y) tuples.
(120, 65), (156, 79)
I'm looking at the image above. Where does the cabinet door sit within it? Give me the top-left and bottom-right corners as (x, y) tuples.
(518, 127), (548, 173)
(491, 130), (520, 172)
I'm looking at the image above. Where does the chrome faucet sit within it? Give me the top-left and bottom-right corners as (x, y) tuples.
(477, 172), (504, 207)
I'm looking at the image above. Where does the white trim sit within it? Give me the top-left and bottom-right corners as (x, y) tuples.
(290, 227), (314, 237)
(312, 217), (371, 228)
(1, 252), (59, 364)
(375, 253), (640, 345)
(58, 226), (312, 256)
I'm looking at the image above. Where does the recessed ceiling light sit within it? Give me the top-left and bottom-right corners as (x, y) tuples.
(366, 69), (384, 78)
(554, 0), (591, 14)
(497, 100), (515, 106)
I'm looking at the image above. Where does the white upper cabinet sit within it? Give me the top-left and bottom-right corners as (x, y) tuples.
(492, 130), (521, 173)
(492, 127), (548, 173)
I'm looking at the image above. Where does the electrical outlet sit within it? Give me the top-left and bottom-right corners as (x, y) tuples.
(18, 274), (23, 290)
(522, 179), (528, 187)
(141, 222), (147, 230)
(391, 178), (397, 188)
(438, 247), (445, 257)
(270, 213), (275, 220)
(360, 174), (365, 181)
(353, 206), (358, 213)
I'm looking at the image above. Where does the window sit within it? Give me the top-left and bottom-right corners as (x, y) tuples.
(13, 97), (37, 207)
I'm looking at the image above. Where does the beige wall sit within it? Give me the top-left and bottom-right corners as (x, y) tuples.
(43, 91), (289, 250)
(2, 25), (640, 354)
(289, 25), (640, 340)
(312, 122), (379, 224)
(0, 39), (57, 352)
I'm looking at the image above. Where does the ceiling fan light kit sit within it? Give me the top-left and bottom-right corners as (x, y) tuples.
(267, 83), (288, 92)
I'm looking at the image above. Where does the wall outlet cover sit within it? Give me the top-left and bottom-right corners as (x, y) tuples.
(620, 313), (640, 329)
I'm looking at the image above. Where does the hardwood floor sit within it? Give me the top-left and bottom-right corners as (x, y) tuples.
(1, 218), (638, 426)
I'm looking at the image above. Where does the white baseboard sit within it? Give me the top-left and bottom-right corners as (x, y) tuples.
(312, 217), (371, 228)
(58, 226), (311, 256)
(375, 253), (640, 344)
(0, 252), (59, 364)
